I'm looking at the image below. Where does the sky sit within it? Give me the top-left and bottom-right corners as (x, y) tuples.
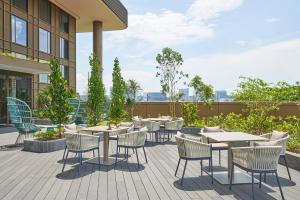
(76, 0), (300, 95)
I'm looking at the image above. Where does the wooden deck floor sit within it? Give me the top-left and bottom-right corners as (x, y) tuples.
(0, 132), (299, 200)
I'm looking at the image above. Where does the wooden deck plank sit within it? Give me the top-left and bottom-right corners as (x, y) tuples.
(0, 134), (299, 200)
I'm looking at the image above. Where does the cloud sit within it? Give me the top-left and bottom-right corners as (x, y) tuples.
(235, 39), (263, 46)
(265, 17), (279, 23)
(76, 72), (88, 95)
(183, 38), (300, 92)
(107, 0), (243, 47)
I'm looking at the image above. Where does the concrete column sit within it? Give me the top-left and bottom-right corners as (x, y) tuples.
(93, 21), (103, 78)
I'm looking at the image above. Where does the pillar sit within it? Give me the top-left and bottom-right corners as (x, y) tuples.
(93, 21), (103, 78)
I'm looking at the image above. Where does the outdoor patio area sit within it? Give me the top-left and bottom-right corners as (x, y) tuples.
(0, 129), (299, 200)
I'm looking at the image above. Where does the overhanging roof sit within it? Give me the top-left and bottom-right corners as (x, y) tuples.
(0, 55), (50, 74)
(49, 0), (128, 32)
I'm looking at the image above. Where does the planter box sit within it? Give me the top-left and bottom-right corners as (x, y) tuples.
(181, 127), (202, 135)
(24, 138), (65, 153)
(279, 151), (300, 171)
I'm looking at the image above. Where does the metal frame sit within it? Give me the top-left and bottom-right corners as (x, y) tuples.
(229, 161), (285, 200)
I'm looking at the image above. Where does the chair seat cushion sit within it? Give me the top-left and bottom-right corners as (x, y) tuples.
(211, 142), (228, 150)
(270, 131), (288, 140)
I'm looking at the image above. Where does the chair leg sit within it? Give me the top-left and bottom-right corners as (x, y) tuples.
(142, 147), (148, 163)
(275, 171), (285, 200)
(79, 153), (83, 166)
(136, 148), (140, 168)
(97, 148), (101, 169)
(211, 158), (214, 184)
(62, 145), (67, 160)
(62, 150), (69, 172)
(251, 172), (255, 200)
(219, 150), (221, 166)
(282, 155), (291, 180)
(181, 160), (188, 185)
(200, 160), (203, 176)
(259, 173), (262, 188)
(229, 163), (234, 190)
(264, 173), (267, 182)
(126, 148), (129, 162)
(115, 145), (119, 166)
(175, 158), (181, 176)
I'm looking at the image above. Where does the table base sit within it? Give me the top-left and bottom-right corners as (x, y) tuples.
(87, 156), (124, 166)
(213, 171), (259, 185)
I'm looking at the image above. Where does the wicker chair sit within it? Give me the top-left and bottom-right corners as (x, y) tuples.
(62, 132), (101, 172)
(230, 146), (284, 200)
(67, 98), (80, 124)
(256, 131), (290, 180)
(143, 120), (161, 142)
(6, 97), (41, 144)
(175, 134), (213, 185)
(115, 128), (148, 168)
(132, 116), (143, 130)
(201, 126), (228, 165)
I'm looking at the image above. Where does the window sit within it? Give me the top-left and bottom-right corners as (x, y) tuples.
(60, 65), (69, 83)
(39, 0), (51, 24)
(11, 0), (27, 12)
(11, 15), (27, 46)
(59, 37), (69, 59)
(39, 28), (51, 53)
(60, 10), (69, 33)
(39, 74), (49, 83)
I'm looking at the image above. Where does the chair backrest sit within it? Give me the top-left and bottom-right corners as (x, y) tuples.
(133, 117), (142, 128)
(64, 132), (99, 151)
(177, 119), (184, 130)
(165, 121), (178, 131)
(175, 135), (211, 158)
(118, 129), (147, 147)
(232, 146), (282, 171)
(6, 97), (32, 133)
(67, 98), (80, 124)
(255, 135), (289, 155)
(202, 126), (224, 133)
(143, 120), (160, 132)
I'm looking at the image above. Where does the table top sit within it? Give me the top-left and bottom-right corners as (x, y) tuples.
(142, 118), (171, 122)
(81, 126), (128, 133)
(201, 132), (268, 143)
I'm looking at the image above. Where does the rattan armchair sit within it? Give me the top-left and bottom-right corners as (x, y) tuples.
(115, 128), (148, 168)
(143, 120), (161, 142)
(175, 135), (213, 185)
(164, 119), (184, 141)
(256, 132), (290, 180)
(201, 126), (228, 165)
(132, 116), (143, 130)
(62, 132), (101, 172)
(230, 146), (284, 200)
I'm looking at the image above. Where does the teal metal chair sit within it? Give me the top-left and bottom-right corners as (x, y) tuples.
(67, 98), (80, 124)
(6, 97), (41, 143)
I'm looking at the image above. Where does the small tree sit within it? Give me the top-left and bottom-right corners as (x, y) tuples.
(189, 75), (214, 106)
(125, 79), (141, 118)
(110, 58), (126, 125)
(156, 47), (188, 117)
(86, 53), (106, 126)
(48, 58), (72, 136)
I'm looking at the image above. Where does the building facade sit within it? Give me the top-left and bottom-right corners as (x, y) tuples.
(0, 0), (127, 125)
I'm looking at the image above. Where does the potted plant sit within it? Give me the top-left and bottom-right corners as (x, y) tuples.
(24, 58), (73, 153)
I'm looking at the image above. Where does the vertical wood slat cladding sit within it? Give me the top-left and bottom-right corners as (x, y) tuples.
(129, 102), (300, 118)
(0, 0), (76, 91)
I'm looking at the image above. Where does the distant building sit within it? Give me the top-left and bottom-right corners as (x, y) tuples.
(179, 88), (189, 101)
(215, 90), (233, 102)
(146, 92), (167, 101)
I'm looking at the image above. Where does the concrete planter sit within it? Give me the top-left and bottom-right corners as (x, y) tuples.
(279, 151), (300, 171)
(181, 127), (202, 135)
(24, 138), (65, 153)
